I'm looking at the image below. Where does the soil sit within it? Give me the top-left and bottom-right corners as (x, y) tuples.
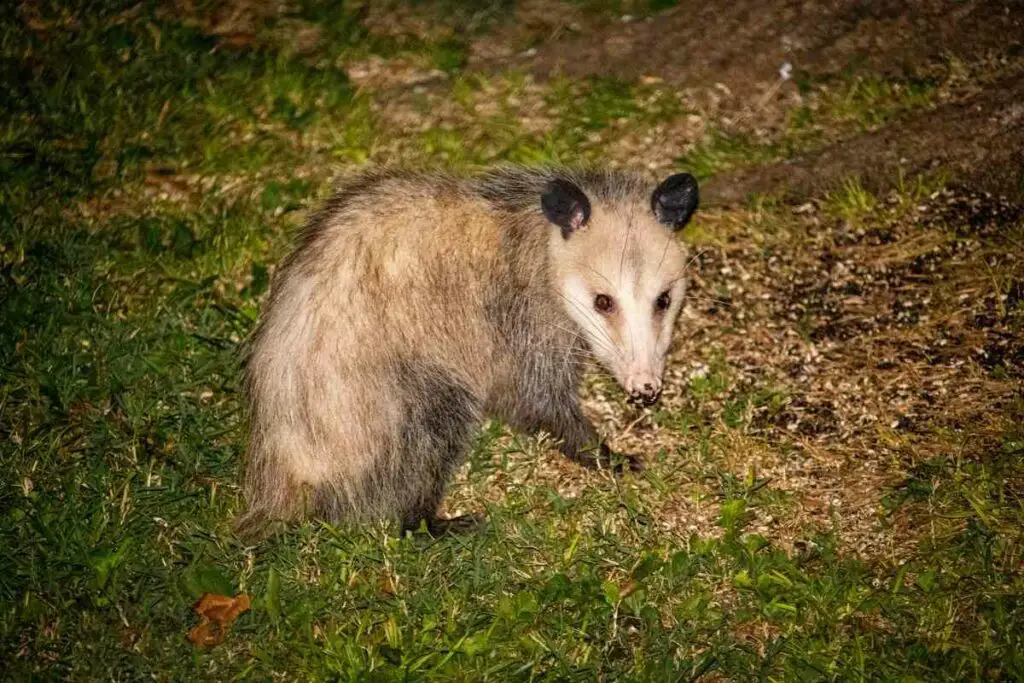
(515, 1), (1021, 85)
(702, 70), (1024, 205)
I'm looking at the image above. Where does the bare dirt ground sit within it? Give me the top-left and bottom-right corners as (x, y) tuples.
(495, 1), (1022, 92)
(660, 186), (1022, 555)
(703, 69), (1024, 205)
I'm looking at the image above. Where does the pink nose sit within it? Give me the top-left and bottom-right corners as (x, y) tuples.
(626, 374), (662, 405)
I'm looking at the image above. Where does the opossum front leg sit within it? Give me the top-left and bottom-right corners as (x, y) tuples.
(538, 402), (643, 474)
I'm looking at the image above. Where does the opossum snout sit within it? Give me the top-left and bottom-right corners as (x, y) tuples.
(625, 374), (662, 406)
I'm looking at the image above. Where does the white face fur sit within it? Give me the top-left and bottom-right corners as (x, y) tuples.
(543, 174), (698, 404)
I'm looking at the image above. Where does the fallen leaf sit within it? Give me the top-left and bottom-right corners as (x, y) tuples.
(188, 620), (222, 648)
(379, 572), (398, 597)
(194, 593), (251, 622)
(188, 592), (250, 648)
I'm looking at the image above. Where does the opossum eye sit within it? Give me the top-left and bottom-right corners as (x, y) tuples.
(594, 294), (615, 314)
(655, 291), (671, 311)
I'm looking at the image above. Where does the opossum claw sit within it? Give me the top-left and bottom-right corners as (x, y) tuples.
(403, 513), (485, 538)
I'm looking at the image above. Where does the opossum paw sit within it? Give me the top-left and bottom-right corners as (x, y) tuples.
(608, 451), (644, 475)
(402, 513), (484, 538)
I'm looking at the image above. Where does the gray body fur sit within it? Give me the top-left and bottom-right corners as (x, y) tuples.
(240, 167), (692, 534)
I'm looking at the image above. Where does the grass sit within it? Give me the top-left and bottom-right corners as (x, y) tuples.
(824, 177), (878, 224)
(3, 1), (1024, 680)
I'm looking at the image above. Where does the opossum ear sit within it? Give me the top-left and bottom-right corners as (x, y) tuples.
(542, 179), (591, 239)
(651, 173), (699, 231)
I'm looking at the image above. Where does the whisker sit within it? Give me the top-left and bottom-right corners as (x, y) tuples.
(684, 247), (711, 274)
(580, 263), (615, 291)
(653, 232), (672, 278)
(554, 292), (622, 359)
(508, 323), (604, 365)
(684, 294), (733, 308)
(617, 226), (630, 290)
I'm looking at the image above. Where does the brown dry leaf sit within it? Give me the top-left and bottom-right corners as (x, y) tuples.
(194, 593), (251, 623)
(188, 620), (222, 648)
(187, 593), (251, 648)
(379, 572), (398, 597)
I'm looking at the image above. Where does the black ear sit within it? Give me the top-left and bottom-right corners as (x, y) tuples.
(541, 178), (591, 239)
(651, 173), (699, 230)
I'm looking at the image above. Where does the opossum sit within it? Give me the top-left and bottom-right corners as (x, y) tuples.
(239, 166), (699, 536)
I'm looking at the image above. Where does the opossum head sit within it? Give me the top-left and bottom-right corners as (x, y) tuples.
(544, 173), (698, 405)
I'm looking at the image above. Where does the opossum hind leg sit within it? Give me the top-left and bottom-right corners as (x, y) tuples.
(391, 362), (482, 536)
